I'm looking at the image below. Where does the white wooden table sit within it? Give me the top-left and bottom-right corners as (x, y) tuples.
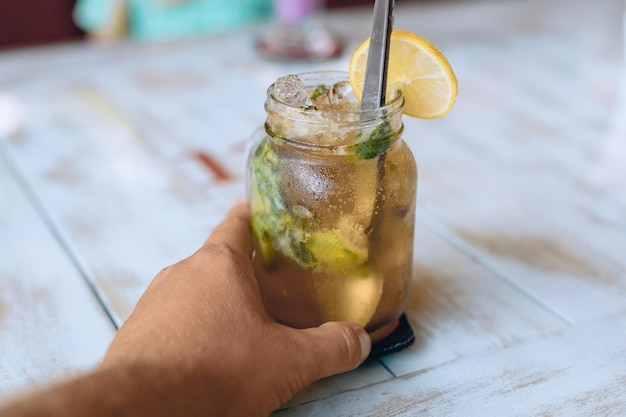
(2, 0), (626, 414)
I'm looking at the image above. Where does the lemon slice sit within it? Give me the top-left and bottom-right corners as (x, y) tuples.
(349, 29), (458, 119)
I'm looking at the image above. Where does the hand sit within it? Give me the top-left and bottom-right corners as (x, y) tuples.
(0, 201), (370, 417)
(102, 200), (371, 416)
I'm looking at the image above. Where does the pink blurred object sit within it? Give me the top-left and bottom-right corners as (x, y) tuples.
(274, 0), (319, 25)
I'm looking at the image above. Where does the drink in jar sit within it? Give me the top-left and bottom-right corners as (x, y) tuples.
(248, 71), (416, 341)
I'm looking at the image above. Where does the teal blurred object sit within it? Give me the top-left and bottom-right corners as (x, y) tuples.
(74, 0), (274, 40)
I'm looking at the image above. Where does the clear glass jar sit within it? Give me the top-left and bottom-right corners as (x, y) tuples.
(247, 71), (417, 341)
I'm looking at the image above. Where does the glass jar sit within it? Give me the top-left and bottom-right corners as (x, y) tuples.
(247, 71), (417, 341)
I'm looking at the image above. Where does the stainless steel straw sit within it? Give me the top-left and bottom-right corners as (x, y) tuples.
(361, 0), (395, 243)
(360, 0), (395, 111)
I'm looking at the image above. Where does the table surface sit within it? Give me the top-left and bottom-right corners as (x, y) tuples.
(2, 0), (626, 415)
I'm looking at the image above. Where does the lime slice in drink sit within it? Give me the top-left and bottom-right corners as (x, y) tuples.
(307, 229), (368, 273)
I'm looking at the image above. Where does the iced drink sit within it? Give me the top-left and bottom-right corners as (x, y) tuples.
(248, 71), (416, 341)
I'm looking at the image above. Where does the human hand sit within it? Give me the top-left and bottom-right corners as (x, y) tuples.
(102, 201), (371, 416)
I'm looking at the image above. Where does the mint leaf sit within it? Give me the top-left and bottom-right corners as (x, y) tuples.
(354, 120), (393, 159)
(310, 84), (328, 101)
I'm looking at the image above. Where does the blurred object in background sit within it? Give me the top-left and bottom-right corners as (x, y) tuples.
(0, 0), (405, 49)
(326, 0), (419, 8)
(74, 0), (274, 41)
(0, 0), (84, 49)
(255, 0), (343, 61)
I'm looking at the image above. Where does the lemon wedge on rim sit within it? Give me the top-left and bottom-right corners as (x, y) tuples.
(349, 29), (458, 119)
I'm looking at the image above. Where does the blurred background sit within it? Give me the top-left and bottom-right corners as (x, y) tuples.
(0, 0), (427, 50)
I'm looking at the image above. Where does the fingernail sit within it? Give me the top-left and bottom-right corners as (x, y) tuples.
(357, 328), (372, 363)
(341, 322), (371, 363)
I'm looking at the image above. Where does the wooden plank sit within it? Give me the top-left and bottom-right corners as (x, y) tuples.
(0, 147), (116, 397)
(1, 83), (228, 324)
(379, 220), (567, 377)
(386, 0), (626, 324)
(278, 307), (626, 416)
(280, 359), (393, 410)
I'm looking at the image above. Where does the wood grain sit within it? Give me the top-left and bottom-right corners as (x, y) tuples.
(397, 0), (626, 323)
(277, 308), (626, 416)
(0, 146), (115, 397)
(379, 220), (566, 377)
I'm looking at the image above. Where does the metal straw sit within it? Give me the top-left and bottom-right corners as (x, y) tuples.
(360, 0), (395, 111)
(361, 0), (395, 244)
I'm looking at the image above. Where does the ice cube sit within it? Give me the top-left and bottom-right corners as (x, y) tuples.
(330, 80), (357, 104)
(272, 75), (313, 107)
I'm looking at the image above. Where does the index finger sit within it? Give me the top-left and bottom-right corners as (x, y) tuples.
(204, 200), (253, 259)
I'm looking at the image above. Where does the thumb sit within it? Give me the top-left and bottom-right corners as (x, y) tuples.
(297, 322), (372, 381)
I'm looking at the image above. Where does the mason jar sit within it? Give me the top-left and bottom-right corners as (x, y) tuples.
(247, 71), (417, 341)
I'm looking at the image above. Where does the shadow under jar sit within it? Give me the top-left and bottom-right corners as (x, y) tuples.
(248, 71), (417, 342)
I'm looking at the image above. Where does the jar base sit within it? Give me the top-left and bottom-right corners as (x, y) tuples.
(370, 313), (415, 356)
